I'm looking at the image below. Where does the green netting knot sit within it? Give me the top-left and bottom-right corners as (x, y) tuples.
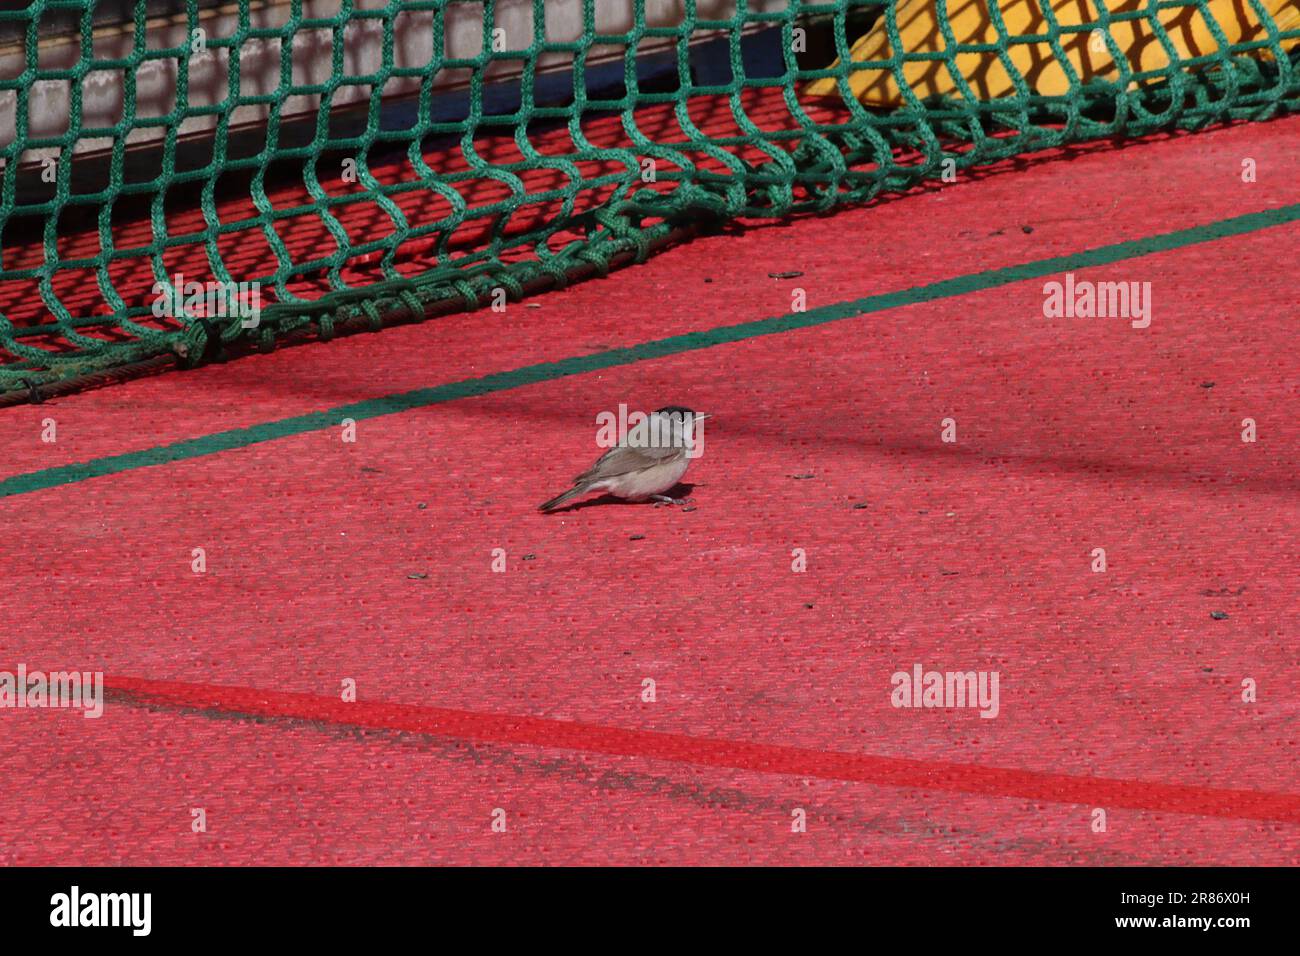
(360, 300), (383, 332)
(397, 289), (424, 320)
(449, 277), (479, 311)
(575, 246), (614, 278)
(537, 260), (571, 291)
(495, 273), (525, 301)
(593, 207), (651, 263)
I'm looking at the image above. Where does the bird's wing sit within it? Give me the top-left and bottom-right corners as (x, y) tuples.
(575, 444), (684, 484)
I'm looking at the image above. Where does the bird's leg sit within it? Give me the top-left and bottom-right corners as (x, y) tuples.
(651, 495), (691, 506)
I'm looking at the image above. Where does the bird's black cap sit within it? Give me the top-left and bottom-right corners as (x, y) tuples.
(654, 406), (696, 417)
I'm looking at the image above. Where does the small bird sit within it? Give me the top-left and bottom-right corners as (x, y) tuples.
(539, 406), (708, 512)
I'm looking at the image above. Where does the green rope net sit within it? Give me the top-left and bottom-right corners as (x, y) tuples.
(0, 1), (1296, 396)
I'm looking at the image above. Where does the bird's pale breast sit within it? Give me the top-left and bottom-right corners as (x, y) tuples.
(603, 454), (690, 501)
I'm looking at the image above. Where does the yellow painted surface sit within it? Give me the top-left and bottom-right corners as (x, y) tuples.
(806, 0), (1300, 106)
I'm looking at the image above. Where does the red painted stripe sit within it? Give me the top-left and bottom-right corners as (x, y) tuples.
(107, 674), (1300, 824)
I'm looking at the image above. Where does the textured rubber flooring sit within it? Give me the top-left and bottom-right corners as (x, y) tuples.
(0, 115), (1297, 865)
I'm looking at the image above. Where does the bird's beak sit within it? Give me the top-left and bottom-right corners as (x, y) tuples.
(694, 414), (712, 422)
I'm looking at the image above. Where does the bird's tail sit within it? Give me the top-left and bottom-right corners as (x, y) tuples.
(538, 485), (585, 512)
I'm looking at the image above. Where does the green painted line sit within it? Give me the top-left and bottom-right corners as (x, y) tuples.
(2, 201), (1297, 500)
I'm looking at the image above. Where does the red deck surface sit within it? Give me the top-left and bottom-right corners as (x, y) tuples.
(0, 114), (1297, 865)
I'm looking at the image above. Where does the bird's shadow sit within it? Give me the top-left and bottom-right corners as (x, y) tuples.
(540, 482), (696, 514)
